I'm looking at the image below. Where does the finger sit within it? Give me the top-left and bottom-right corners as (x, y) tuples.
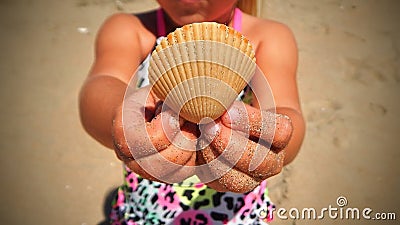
(196, 139), (230, 184)
(124, 160), (163, 182)
(162, 152), (196, 183)
(157, 123), (197, 166)
(126, 108), (184, 159)
(127, 146), (192, 182)
(198, 144), (260, 193)
(221, 101), (293, 150)
(127, 124), (197, 182)
(124, 86), (159, 121)
(133, 150), (194, 183)
(203, 122), (285, 180)
(125, 158), (194, 184)
(218, 168), (261, 193)
(145, 109), (182, 151)
(196, 146), (232, 192)
(126, 152), (196, 184)
(196, 151), (230, 192)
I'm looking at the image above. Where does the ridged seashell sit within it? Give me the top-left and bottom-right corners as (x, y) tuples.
(148, 22), (256, 123)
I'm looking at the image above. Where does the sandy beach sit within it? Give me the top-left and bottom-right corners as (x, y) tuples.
(0, 0), (399, 224)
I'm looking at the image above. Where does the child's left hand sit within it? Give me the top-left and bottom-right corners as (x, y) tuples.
(196, 101), (293, 193)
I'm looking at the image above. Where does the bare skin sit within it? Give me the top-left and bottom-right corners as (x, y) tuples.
(79, 0), (305, 192)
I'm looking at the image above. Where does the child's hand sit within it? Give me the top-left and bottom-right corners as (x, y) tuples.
(112, 86), (197, 184)
(197, 101), (293, 193)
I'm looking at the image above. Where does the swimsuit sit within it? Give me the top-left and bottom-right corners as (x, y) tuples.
(110, 8), (275, 225)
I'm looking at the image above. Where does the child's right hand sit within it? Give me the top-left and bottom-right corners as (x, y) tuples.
(112, 86), (198, 184)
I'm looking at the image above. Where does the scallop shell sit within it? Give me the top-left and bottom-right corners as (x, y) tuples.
(148, 22), (256, 123)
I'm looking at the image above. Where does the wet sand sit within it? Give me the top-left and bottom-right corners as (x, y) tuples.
(0, 0), (399, 224)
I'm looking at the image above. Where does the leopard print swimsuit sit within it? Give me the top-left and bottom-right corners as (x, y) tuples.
(110, 8), (275, 225)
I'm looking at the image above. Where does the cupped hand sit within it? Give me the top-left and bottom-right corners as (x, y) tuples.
(196, 101), (293, 193)
(112, 86), (198, 183)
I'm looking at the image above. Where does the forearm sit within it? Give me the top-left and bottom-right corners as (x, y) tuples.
(79, 75), (127, 149)
(276, 107), (305, 165)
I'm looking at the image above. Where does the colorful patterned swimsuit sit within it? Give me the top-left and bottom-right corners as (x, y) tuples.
(110, 8), (275, 225)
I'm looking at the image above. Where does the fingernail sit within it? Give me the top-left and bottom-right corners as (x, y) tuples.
(199, 121), (220, 140)
(205, 122), (220, 137)
(227, 105), (241, 121)
(168, 114), (180, 130)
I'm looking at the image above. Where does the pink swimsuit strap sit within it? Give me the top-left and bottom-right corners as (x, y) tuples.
(156, 7), (243, 37)
(232, 8), (243, 32)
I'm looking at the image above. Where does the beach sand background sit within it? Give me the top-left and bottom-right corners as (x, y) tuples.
(0, 0), (399, 224)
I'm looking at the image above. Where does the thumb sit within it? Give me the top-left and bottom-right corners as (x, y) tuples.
(198, 119), (221, 149)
